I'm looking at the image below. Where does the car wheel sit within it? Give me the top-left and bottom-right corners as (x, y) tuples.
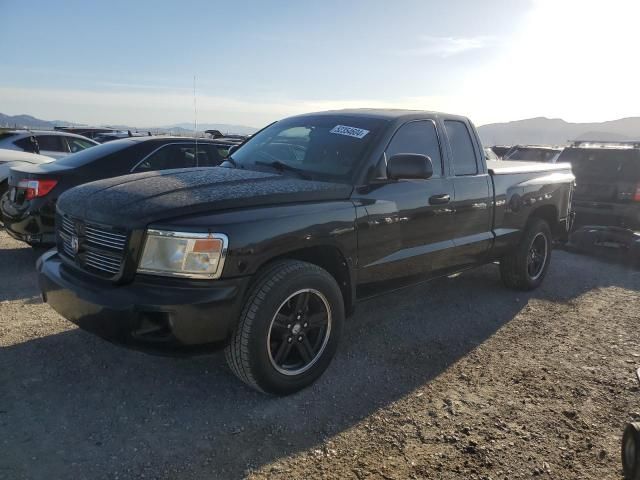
(623, 423), (640, 480)
(500, 217), (552, 291)
(225, 260), (344, 395)
(0, 180), (8, 198)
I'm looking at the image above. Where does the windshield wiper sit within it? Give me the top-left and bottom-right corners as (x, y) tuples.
(254, 160), (312, 180)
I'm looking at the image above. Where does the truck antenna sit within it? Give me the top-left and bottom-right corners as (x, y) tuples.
(193, 75), (198, 163)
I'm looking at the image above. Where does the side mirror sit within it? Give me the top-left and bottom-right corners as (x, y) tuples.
(386, 154), (433, 180)
(227, 144), (240, 156)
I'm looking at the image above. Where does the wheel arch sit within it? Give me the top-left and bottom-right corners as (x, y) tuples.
(529, 204), (560, 238)
(248, 245), (354, 316)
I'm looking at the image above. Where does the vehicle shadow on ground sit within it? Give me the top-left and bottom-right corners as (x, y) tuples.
(1, 251), (639, 479)
(0, 246), (44, 302)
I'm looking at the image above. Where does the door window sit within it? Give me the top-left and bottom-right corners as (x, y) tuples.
(133, 143), (224, 172)
(444, 120), (478, 176)
(383, 121), (443, 178)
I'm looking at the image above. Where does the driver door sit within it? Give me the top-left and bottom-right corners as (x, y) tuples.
(355, 120), (456, 297)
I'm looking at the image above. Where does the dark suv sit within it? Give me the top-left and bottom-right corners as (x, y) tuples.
(558, 141), (640, 230)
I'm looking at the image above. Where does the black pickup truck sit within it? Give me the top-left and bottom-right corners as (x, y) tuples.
(37, 109), (575, 394)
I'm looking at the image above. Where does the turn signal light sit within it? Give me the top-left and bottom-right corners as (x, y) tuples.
(18, 179), (58, 200)
(634, 184), (640, 202)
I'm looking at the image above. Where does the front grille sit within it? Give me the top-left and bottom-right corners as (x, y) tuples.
(58, 215), (128, 278)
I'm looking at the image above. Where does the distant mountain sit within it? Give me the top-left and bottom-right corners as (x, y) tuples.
(0, 113), (258, 136)
(0, 112), (77, 129)
(167, 122), (257, 135)
(478, 117), (640, 146)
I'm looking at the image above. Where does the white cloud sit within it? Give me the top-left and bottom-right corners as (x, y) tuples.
(395, 35), (493, 58)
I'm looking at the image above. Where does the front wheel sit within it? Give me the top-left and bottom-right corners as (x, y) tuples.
(500, 218), (552, 291)
(225, 260), (344, 395)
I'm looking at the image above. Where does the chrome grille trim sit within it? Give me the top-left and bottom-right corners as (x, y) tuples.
(57, 214), (128, 278)
(85, 227), (127, 250)
(85, 257), (120, 274)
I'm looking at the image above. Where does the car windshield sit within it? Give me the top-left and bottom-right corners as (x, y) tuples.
(557, 148), (640, 181)
(506, 147), (561, 162)
(230, 115), (387, 183)
(54, 138), (134, 167)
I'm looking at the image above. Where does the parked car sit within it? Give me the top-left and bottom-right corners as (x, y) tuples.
(559, 140), (640, 230)
(504, 145), (563, 163)
(37, 109), (575, 394)
(0, 130), (98, 159)
(491, 145), (513, 158)
(93, 130), (151, 143)
(1, 137), (231, 245)
(54, 126), (118, 140)
(484, 147), (499, 160)
(0, 149), (55, 198)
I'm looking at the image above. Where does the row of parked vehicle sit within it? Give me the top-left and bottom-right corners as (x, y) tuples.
(0, 128), (247, 243)
(487, 141), (640, 233)
(0, 109), (635, 394)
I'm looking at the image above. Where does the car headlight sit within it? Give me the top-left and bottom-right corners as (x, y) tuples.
(138, 229), (228, 279)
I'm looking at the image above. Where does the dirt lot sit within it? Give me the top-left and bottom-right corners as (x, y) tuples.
(1, 230), (639, 480)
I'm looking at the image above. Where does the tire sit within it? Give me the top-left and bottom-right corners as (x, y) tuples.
(225, 260), (344, 395)
(500, 218), (552, 291)
(623, 423), (640, 480)
(0, 180), (8, 198)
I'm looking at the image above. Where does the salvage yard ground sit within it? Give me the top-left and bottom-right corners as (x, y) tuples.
(1, 230), (639, 480)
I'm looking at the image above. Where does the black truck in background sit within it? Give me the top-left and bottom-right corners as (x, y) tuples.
(558, 140), (640, 231)
(37, 109), (575, 394)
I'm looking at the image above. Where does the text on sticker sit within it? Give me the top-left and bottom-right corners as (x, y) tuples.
(330, 125), (370, 139)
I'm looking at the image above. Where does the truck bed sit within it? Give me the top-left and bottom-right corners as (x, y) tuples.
(488, 160), (572, 175)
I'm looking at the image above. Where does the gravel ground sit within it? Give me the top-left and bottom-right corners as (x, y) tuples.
(1, 230), (639, 480)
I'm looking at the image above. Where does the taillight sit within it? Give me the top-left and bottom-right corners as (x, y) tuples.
(634, 184), (640, 202)
(17, 179), (58, 200)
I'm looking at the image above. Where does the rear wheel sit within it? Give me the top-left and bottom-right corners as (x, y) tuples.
(500, 218), (552, 290)
(225, 260), (344, 395)
(623, 423), (640, 480)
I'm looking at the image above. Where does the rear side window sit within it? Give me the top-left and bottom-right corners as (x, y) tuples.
(385, 121), (443, 177)
(14, 136), (39, 153)
(445, 120), (478, 176)
(133, 143), (224, 172)
(35, 135), (67, 152)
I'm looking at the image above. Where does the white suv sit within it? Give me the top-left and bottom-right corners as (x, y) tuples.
(0, 130), (98, 159)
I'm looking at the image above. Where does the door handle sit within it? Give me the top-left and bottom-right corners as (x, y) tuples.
(429, 194), (451, 205)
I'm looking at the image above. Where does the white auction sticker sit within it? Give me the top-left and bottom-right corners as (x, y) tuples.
(330, 125), (370, 139)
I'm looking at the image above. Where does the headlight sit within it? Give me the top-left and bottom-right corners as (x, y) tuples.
(138, 229), (228, 279)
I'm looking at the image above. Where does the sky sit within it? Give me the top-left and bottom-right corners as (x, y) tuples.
(1, 0), (639, 128)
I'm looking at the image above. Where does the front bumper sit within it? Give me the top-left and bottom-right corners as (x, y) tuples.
(37, 250), (251, 351)
(0, 196), (56, 244)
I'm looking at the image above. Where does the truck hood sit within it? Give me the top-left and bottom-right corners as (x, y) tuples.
(57, 167), (353, 227)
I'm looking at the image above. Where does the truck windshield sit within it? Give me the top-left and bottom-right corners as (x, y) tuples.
(230, 115), (387, 183)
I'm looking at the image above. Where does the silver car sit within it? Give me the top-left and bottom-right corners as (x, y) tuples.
(0, 130), (98, 160)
